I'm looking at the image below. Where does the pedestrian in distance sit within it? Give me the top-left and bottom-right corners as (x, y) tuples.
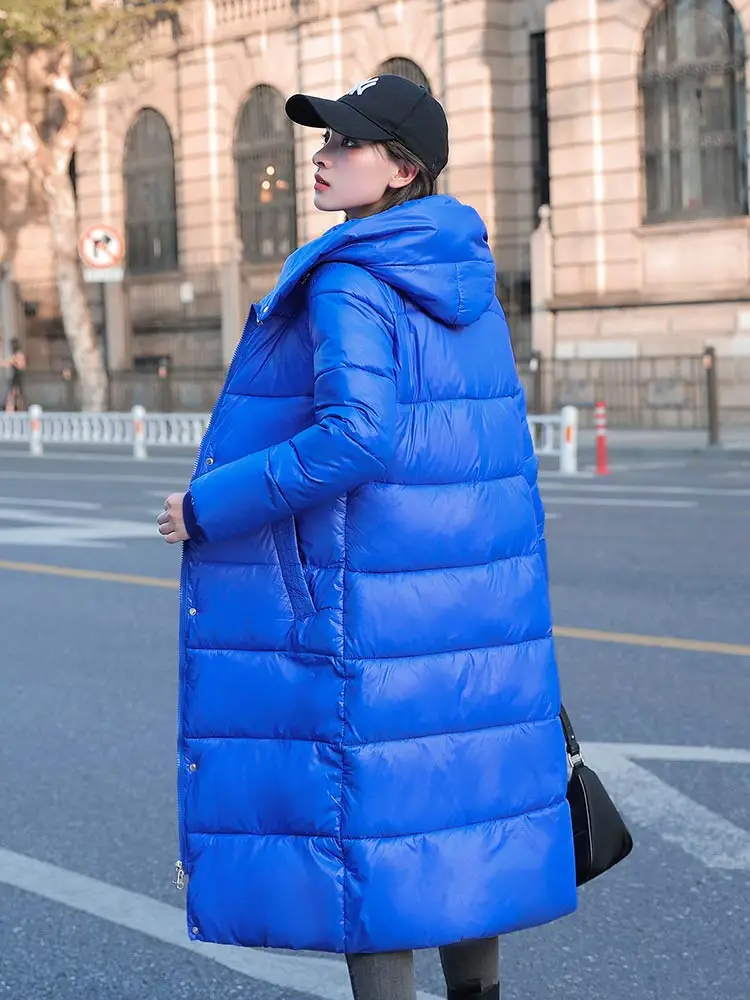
(158, 74), (576, 1000)
(1, 338), (27, 412)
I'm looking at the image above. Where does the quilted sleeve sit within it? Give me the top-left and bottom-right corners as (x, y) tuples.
(188, 273), (398, 544)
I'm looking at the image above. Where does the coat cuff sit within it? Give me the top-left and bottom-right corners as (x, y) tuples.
(182, 490), (205, 542)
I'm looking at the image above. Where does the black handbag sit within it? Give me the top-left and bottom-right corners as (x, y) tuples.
(560, 705), (634, 886)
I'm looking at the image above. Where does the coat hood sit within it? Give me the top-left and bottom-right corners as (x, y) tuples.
(257, 195), (497, 328)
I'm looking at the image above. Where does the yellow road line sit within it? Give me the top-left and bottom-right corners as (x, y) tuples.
(553, 625), (750, 658)
(0, 558), (748, 658)
(0, 559), (179, 590)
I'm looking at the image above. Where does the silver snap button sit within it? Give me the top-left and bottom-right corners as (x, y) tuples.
(192, 925), (200, 935)
(189, 762), (197, 772)
(205, 457), (214, 466)
(188, 607), (197, 616)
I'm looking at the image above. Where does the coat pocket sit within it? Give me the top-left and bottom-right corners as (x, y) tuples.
(272, 517), (317, 620)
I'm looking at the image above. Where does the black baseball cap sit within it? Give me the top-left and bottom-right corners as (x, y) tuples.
(285, 74), (449, 180)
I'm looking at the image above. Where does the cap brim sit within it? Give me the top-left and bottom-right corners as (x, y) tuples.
(285, 94), (393, 141)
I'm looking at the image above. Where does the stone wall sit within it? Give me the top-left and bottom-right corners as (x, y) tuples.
(543, 0), (750, 370)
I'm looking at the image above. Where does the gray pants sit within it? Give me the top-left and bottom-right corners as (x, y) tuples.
(346, 937), (499, 1000)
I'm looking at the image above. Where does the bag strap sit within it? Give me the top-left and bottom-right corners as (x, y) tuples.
(560, 703), (584, 767)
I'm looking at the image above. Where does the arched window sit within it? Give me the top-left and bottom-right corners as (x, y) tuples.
(123, 109), (179, 273)
(377, 57), (432, 93)
(234, 85), (297, 263)
(641, 0), (747, 222)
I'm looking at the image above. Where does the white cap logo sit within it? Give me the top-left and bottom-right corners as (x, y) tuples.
(347, 77), (379, 97)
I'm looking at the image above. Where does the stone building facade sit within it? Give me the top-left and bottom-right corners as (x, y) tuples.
(13, 0), (546, 378)
(537, 0), (750, 370)
(8, 0), (750, 420)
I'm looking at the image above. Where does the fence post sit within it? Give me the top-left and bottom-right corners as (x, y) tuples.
(28, 403), (43, 456)
(132, 404), (147, 460)
(703, 346), (720, 447)
(559, 405), (578, 475)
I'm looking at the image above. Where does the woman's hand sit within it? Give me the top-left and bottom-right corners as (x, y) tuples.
(157, 492), (190, 543)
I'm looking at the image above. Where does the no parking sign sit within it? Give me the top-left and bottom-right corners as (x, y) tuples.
(78, 225), (125, 282)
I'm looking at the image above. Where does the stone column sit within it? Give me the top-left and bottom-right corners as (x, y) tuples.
(530, 204), (555, 359)
(221, 237), (245, 367)
(0, 267), (19, 357)
(103, 281), (132, 371)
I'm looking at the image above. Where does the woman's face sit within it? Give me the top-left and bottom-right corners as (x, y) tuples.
(312, 130), (417, 218)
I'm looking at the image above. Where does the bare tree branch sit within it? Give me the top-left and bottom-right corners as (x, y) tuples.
(0, 58), (46, 178)
(47, 45), (84, 177)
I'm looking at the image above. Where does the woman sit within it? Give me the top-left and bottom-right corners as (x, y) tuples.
(1, 338), (26, 412)
(158, 74), (576, 1000)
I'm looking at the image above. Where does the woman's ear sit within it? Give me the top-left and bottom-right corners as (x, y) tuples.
(388, 161), (420, 190)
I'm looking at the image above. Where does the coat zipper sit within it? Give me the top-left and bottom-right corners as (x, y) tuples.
(173, 860), (186, 890)
(172, 305), (257, 890)
(174, 553), (191, 889)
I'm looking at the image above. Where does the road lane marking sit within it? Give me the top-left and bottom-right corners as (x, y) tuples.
(541, 483), (750, 498)
(544, 497), (698, 509)
(591, 748), (750, 871)
(603, 461), (690, 472)
(554, 625), (750, 658)
(542, 462), (689, 476)
(0, 560), (178, 589)
(0, 847), (437, 1000)
(0, 559), (748, 657)
(588, 743), (750, 764)
(0, 508), (160, 547)
(0, 497), (102, 510)
(538, 470), (595, 479)
(0, 471), (183, 483)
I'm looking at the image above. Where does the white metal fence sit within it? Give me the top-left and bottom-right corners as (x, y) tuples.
(528, 405), (578, 474)
(0, 406), (210, 460)
(0, 404), (579, 472)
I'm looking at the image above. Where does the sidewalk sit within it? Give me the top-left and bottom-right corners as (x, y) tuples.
(576, 426), (750, 455)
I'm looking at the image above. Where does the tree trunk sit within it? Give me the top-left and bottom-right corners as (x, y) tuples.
(46, 170), (108, 411)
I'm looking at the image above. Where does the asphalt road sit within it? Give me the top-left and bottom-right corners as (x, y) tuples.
(0, 444), (749, 1000)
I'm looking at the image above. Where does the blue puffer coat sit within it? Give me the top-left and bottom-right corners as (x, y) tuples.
(177, 194), (577, 954)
